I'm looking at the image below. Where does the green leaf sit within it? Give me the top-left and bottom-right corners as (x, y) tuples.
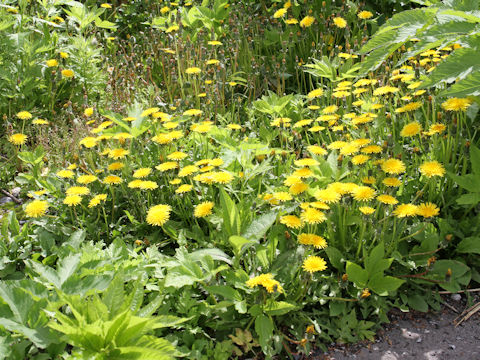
(368, 274), (405, 295)
(103, 275), (125, 318)
(263, 300), (298, 316)
(229, 235), (256, 257)
(456, 193), (480, 205)
(219, 188), (241, 237)
(408, 294), (429, 312)
(242, 211), (277, 242)
(456, 236), (480, 254)
(325, 247), (344, 271)
(255, 315), (273, 352)
(470, 145), (480, 176)
(441, 71), (480, 97)
(205, 285), (242, 301)
(346, 262), (368, 287)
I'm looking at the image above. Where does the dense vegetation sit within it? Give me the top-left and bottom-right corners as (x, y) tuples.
(1, 0), (479, 358)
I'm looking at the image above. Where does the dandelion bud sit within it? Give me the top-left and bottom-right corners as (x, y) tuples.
(360, 288), (371, 298)
(445, 234), (453, 241)
(285, 231), (291, 239)
(427, 256), (436, 266)
(465, 141), (471, 148)
(306, 325), (315, 334)
(322, 1), (326, 6)
(135, 240), (143, 246)
(342, 273), (348, 281)
(144, 239), (150, 246)
(446, 268), (452, 279)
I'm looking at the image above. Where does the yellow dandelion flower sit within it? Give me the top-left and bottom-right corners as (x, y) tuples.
(146, 204), (171, 226)
(352, 154), (370, 165)
(108, 148), (129, 159)
(307, 88), (324, 99)
(333, 17), (347, 28)
(393, 203), (418, 218)
(315, 188), (341, 203)
(301, 207), (326, 224)
(377, 194), (398, 205)
(400, 122), (422, 137)
(66, 186), (90, 196)
(183, 109), (203, 116)
(175, 184), (193, 193)
(280, 215), (302, 228)
(352, 186), (376, 201)
(185, 67), (201, 75)
(178, 165), (199, 177)
(300, 15), (315, 28)
(381, 159), (406, 175)
(25, 200), (48, 218)
(88, 194), (107, 208)
(56, 169), (74, 178)
(61, 69), (74, 78)
(104, 175), (122, 185)
(359, 206), (375, 215)
(441, 98), (472, 111)
(419, 161), (445, 178)
(289, 182), (309, 195)
(273, 8), (287, 18)
(298, 233), (328, 249)
(383, 177), (402, 187)
(64, 195), (82, 206)
(8, 133), (27, 146)
(358, 10), (373, 19)
(133, 168), (152, 178)
(194, 201), (214, 217)
(302, 256), (327, 273)
(416, 202), (439, 218)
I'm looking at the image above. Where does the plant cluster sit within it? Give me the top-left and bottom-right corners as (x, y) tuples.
(1, 0), (479, 359)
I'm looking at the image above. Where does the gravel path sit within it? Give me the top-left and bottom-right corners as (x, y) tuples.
(318, 296), (480, 360)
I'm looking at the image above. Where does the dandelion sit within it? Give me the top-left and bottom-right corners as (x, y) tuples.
(400, 122), (422, 137)
(8, 133), (27, 146)
(66, 186), (90, 196)
(428, 123), (446, 134)
(302, 256), (327, 273)
(61, 69), (75, 78)
(333, 17), (347, 28)
(280, 215), (302, 228)
(361, 145), (382, 154)
(88, 194), (107, 208)
(133, 168), (152, 178)
(208, 40), (222, 46)
(307, 88), (324, 99)
(286, 18), (298, 24)
(298, 233), (328, 249)
(183, 109), (203, 116)
(373, 86), (399, 96)
(273, 8), (287, 18)
(352, 155), (370, 165)
(178, 165), (199, 177)
(64, 195), (82, 206)
(299, 15), (315, 28)
(419, 161), (445, 178)
(352, 186), (376, 201)
(84, 108), (94, 117)
(194, 202), (214, 217)
(56, 169), (74, 178)
(377, 194), (398, 205)
(315, 188), (341, 204)
(383, 177), (402, 187)
(138, 181), (158, 190)
(185, 67), (201, 75)
(441, 98), (472, 111)
(358, 10), (373, 19)
(146, 204), (171, 226)
(104, 175), (122, 185)
(301, 207), (326, 224)
(32, 119), (49, 125)
(128, 180), (143, 189)
(246, 273), (283, 293)
(109, 148), (129, 159)
(273, 192), (293, 202)
(175, 184), (193, 194)
(295, 158), (319, 167)
(289, 182), (309, 195)
(393, 203), (418, 218)
(108, 162), (124, 171)
(381, 159), (406, 175)
(25, 200), (48, 218)
(359, 206), (375, 215)
(46, 59), (58, 67)
(416, 202), (440, 218)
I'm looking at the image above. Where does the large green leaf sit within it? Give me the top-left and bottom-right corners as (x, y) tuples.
(255, 315), (273, 352)
(441, 70), (480, 97)
(346, 262), (368, 288)
(242, 211), (277, 242)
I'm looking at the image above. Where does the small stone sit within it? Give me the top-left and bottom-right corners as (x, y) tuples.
(11, 187), (21, 197)
(416, 338), (422, 343)
(450, 345), (456, 350)
(0, 197), (13, 204)
(451, 294), (461, 301)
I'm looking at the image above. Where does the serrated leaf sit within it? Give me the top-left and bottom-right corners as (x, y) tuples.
(368, 274), (405, 295)
(441, 70), (480, 97)
(242, 211), (277, 242)
(346, 261), (368, 287)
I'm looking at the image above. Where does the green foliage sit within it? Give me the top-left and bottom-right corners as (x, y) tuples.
(360, 0), (480, 97)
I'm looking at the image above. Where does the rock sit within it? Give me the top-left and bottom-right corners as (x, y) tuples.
(450, 345), (456, 350)
(451, 294), (462, 301)
(10, 187), (21, 197)
(0, 197), (13, 204)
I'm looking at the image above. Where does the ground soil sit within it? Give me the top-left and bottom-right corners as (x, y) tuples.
(313, 294), (480, 360)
